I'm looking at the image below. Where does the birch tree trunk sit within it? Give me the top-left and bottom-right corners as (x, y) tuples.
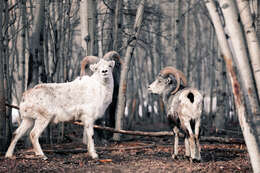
(205, 0), (260, 172)
(113, 0), (121, 51)
(0, 1), (7, 152)
(174, 0), (184, 71)
(236, 0), (260, 100)
(14, 0), (27, 104)
(27, 0), (45, 88)
(185, 1), (191, 81)
(113, 0), (145, 141)
(80, 0), (95, 55)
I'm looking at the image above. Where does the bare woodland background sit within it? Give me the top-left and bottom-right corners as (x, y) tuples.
(0, 0), (260, 170)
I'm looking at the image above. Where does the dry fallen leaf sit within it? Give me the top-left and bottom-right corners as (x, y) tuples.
(99, 159), (112, 163)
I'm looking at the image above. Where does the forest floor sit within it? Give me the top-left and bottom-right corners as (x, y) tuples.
(0, 134), (252, 173)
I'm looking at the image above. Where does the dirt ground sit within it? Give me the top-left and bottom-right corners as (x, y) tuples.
(0, 135), (252, 173)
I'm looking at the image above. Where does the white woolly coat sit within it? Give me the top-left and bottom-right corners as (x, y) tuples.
(19, 74), (114, 124)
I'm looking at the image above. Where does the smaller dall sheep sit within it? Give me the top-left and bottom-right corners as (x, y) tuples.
(5, 59), (115, 160)
(148, 66), (203, 161)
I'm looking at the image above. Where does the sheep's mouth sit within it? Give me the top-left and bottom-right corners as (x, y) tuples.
(101, 73), (109, 77)
(147, 88), (155, 94)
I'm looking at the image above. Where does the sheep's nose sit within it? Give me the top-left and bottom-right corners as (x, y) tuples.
(102, 70), (108, 73)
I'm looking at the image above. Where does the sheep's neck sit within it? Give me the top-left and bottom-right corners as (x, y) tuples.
(162, 92), (171, 110)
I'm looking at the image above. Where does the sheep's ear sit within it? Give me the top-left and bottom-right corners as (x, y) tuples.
(109, 60), (115, 68)
(166, 77), (172, 84)
(90, 64), (98, 72)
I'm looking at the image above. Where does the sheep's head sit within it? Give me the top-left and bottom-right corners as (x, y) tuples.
(148, 67), (187, 95)
(80, 51), (121, 79)
(90, 59), (115, 79)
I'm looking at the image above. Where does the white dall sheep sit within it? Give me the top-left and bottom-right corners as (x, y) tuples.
(148, 66), (203, 161)
(80, 51), (121, 141)
(5, 59), (115, 160)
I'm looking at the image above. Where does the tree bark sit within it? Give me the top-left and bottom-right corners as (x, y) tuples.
(113, 0), (145, 141)
(205, 0), (260, 172)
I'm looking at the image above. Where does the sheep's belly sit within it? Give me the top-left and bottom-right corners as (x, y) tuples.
(52, 106), (84, 123)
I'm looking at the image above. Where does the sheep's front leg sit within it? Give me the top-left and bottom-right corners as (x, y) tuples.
(84, 123), (98, 159)
(82, 127), (88, 145)
(172, 126), (179, 159)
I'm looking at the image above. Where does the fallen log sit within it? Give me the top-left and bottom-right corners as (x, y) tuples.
(73, 122), (245, 144)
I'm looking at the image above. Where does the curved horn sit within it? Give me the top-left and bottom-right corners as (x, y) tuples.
(80, 56), (99, 77)
(159, 66), (187, 95)
(103, 51), (122, 64)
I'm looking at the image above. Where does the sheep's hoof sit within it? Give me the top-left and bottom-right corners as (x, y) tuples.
(190, 157), (201, 163)
(90, 152), (98, 159)
(184, 155), (190, 160)
(171, 154), (178, 160)
(5, 155), (16, 159)
(36, 155), (48, 160)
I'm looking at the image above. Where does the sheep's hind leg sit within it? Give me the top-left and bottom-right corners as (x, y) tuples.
(184, 137), (190, 158)
(184, 121), (197, 161)
(30, 118), (50, 160)
(5, 118), (34, 158)
(172, 127), (179, 159)
(194, 118), (201, 161)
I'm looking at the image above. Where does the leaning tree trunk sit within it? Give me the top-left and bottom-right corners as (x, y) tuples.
(205, 0), (260, 172)
(236, 0), (260, 101)
(113, 0), (145, 141)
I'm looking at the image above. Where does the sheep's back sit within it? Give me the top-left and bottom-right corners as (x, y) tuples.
(168, 87), (203, 120)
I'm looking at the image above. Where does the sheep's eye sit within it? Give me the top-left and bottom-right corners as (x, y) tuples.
(158, 80), (161, 83)
(109, 65), (112, 68)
